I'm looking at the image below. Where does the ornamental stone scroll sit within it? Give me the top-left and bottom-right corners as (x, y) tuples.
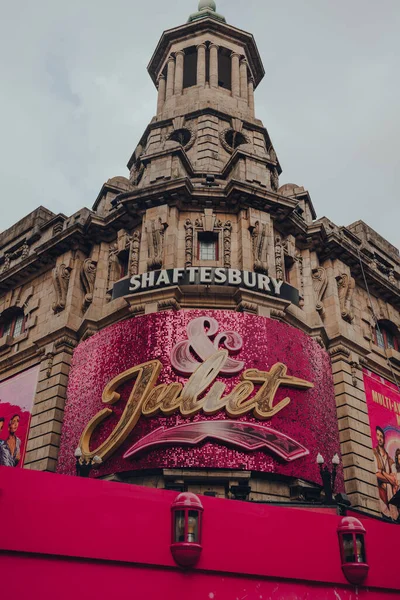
(312, 267), (328, 316)
(80, 259), (97, 311)
(336, 273), (355, 323)
(52, 264), (71, 313)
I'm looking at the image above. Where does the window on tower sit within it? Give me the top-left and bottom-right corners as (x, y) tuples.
(218, 48), (232, 91)
(198, 232), (219, 261)
(183, 46), (197, 89)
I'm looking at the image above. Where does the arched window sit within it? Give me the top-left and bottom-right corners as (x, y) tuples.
(0, 308), (26, 339)
(374, 321), (399, 351)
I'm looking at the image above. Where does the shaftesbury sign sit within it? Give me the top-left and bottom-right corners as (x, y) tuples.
(79, 317), (313, 464)
(112, 268), (300, 305)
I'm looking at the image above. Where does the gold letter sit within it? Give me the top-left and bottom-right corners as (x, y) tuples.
(80, 360), (162, 461)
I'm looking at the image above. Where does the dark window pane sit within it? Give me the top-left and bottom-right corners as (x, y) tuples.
(386, 330), (395, 350)
(376, 328), (385, 349)
(342, 533), (355, 563)
(3, 319), (13, 337)
(174, 510), (185, 543)
(218, 51), (232, 90)
(356, 534), (366, 563)
(13, 314), (24, 337)
(183, 47), (197, 89)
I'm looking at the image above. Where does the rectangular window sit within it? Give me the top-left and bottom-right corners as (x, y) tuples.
(2, 320), (13, 337)
(13, 314), (25, 338)
(183, 47), (197, 89)
(386, 330), (395, 350)
(198, 232), (218, 261)
(376, 328), (385, 349)
(218, 51), (232, 90)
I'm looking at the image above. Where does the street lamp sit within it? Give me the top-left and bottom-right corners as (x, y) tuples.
(317, 453), (340, 504)
(75, 447), (103, 478)
(170, 492), (204, 568)
(337, 516), (369, 585)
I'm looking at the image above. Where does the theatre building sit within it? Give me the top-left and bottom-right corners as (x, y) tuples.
(1, 2), (399, 597)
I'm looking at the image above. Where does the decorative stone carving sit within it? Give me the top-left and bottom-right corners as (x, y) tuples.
(389, 270), (396, 285)
(328, 345), (351, 359)
(223, 221), (232, 268)
(2, 254), (11, 273)
(158, 299), (181, 312)
(274, 235), (284, 281)
(271, 168), (279, 192)
(269, 147), (277, 162)
(130, 231), (141, 276)
(337, 273), (355, 323)
(107, 243), (120, 291)
(237, 302), (258, 315)
(21, 243), (29, 260)
(295, 251), (305, 305)
(312, 267), (328, 315)
(350, 361), (358, 387)
(195, 209), (221, 233)
(54, 335), (78, 353)
(251, 221), (268, 274)
(184, 219), (194, 268)
(270, 309), (286, 321)
(146, 218), (167, 271)
(52, 264), (71, 313)
(220, 127), (250, 154)
(80, 259), (97, 311)
(45, 352), (54, 379)
(168, 116), (196, 151)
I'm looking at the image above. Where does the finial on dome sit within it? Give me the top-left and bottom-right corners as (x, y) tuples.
(198, 0), (216, 10)
(188, 0), (226, 23)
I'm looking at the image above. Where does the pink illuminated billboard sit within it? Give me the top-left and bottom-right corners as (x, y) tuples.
(0, 365), (39, 467)
(363, 369), (400, 520)
(58, 311), (342, 488)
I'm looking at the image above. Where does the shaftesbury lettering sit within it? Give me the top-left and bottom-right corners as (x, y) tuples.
(113, 268), (300, 305)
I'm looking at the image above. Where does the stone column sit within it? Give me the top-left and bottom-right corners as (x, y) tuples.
(166, 56), (175, 100)
(174, 50), (185, 96)
(248, 78), (255, 116)
(209, 43), (219, 88)
(231, 52), (240, 97)
(157, 74), (166, 115)
(240, 58), (248, 102)
(197, 43), (207, 87)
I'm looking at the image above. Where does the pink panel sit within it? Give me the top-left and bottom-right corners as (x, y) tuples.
(1, 554), (399, 600)
(1, 467), (399, 591)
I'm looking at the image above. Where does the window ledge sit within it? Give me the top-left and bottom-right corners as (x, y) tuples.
(387, 348), (400, 366)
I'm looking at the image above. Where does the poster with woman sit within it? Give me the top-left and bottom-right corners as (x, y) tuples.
(0, 365), (40, 468)
(363, 369), (400, 520)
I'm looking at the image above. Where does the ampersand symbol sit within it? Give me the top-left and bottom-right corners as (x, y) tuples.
(171, 317), (244, 375)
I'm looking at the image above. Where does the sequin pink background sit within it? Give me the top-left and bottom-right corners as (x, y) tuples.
(57, 310), (342, 487)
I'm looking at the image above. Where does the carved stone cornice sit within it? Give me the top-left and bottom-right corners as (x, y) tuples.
(328, 345), (351, 360)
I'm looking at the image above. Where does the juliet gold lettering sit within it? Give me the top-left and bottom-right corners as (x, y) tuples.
(80, 351), (314, 462)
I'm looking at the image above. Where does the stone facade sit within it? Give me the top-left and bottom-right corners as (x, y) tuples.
(1, 2), (399, 516)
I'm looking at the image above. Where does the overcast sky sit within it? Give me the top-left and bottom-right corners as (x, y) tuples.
(1, 1), (399, 247)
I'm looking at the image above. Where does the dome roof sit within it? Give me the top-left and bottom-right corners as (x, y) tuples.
(198, 0), (216, 10)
